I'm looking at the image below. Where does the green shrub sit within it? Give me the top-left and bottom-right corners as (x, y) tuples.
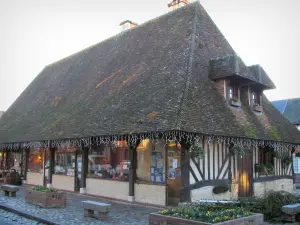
(13, 172), (22, 185)
(29, 185), (58, 193)
(239, 191), (300, 222)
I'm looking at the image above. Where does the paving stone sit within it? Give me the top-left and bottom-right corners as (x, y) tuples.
(0, 208), (46, 225)
(0, 185), (159, 225)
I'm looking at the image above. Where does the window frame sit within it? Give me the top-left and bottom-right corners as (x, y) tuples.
(258, 147), (275, 175)
(252, 92), (261, 106)
(228, 84), (239, 100)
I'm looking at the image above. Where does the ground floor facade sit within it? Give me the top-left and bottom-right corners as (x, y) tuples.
(0, 136), (296, 206)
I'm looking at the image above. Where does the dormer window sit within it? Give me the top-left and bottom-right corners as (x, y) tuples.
(252, 91), (263, 112)
(228, 84), (241, 107)
(229, 85), (239, 100)
(252, 93), (261, 106)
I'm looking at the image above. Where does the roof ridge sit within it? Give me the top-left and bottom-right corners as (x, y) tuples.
(174, 3), (199, 130)
(46, 2), (200, 68)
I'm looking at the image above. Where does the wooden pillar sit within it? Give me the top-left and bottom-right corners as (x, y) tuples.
(74, 149), (79, 192)
(48, 148), (55, 186)
(77, 146), (88, 194)
(128, 140), (139, 202)
(5, 151), (10, 170)
(20, 149), (24, 177)
(43, 149), (46, 186)
(23, 149), (29, 181)
(81, 147), (88, 189)
(179, 142), (191, 202)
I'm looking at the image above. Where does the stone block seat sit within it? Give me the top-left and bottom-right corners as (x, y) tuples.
(82, 200), (111, 220)
(1, 184), (19, 197)
(282, 203), (300, 222)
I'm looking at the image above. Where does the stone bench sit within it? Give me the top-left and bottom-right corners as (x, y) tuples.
(82, 200), (111, 220)
(282, 203), (300, 222)
(1, 184), (19, 197)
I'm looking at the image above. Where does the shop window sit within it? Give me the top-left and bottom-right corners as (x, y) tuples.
(0, 152), (14, 170)
(258, 147), (275, 175)
(28, 148), (44, 173)
(136, 139), (165, 184)
(54, 147), (76, 176)
(10, 152), (24, 175)
(87, 142), (129, 181)
(293, 156), (300, 174)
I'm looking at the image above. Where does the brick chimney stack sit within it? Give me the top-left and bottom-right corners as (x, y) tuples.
(168, 0), (189, 11)
(119, 20), (138, 32)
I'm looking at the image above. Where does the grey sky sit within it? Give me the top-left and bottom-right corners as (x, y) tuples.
(0, 0), (299, 111)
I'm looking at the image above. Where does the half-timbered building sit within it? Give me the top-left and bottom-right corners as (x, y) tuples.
(0, 1), (299, 206)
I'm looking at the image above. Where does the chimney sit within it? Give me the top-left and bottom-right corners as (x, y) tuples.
(168, 0), (189, 11)
(119, 20), (138, 32)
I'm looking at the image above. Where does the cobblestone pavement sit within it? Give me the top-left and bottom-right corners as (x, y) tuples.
(0, 209), (46, 225)
(0, 186), (160, 225)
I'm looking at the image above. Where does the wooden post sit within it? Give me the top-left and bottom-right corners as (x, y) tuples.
(179, 142), (191, 202)
(128, 140), (139, 202)
(81, 147), (88, 189)
(43, 149), (46, 186)
(23, 149), (29, 181)
(48, 148), (55, 186)
(74, 149), (78, 192)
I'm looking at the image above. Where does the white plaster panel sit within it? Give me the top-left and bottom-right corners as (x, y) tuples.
(86, 178), (129, 201)
(253, 179), (295, 197)
(191, 184), (238, 201)
(134, 183), (166, 206)
(52, 174), (74, 191)
(27, 172), (43, 186)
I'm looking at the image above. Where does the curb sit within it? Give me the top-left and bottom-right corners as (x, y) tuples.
(0, 203), (59, 225)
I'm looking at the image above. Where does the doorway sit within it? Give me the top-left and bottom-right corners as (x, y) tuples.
(166, 146), (181, 205)
(237, 152), (253, 197)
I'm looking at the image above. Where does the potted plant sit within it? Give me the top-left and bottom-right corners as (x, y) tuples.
(257, 164), (274, 175)
(25, 186), (66, 208)
(229, 97), (241, 107)
(282, 155), (293, 168)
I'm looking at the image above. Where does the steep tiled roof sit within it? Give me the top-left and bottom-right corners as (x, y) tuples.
(0, 2), (299, 145)
(209, 55), (257, 82)
(0, 111), (4, 119)
(273, 98), (300, 125)
(248, 65), (276, 90)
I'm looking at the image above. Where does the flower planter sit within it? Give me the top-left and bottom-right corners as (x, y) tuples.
(229, 99), (241, 107)
(149, 213), (264, 225)
(25, 188), (66, 208)
(253, 105), (263, 112)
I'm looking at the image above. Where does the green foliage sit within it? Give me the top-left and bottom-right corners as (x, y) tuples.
(29, 185), (58, 193)
(247, 127), (257, 138)
(270, 128), (281, 141)
(159, 204), (252, 224)
(275, 151), (293, 168)
(256, 163), (274, 174)
(231, 146), (249, 157)
(190, 144), (205, 159)
(212, 181), (229, 194)
(13, 172), (22, 185)
(239, 191), (300, 222)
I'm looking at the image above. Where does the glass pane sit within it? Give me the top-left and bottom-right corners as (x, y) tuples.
(88, 142), (129, 181)
(54, 147), (76, 176)
(136, 139), (165, 184)
(28, 148), (44, 173)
